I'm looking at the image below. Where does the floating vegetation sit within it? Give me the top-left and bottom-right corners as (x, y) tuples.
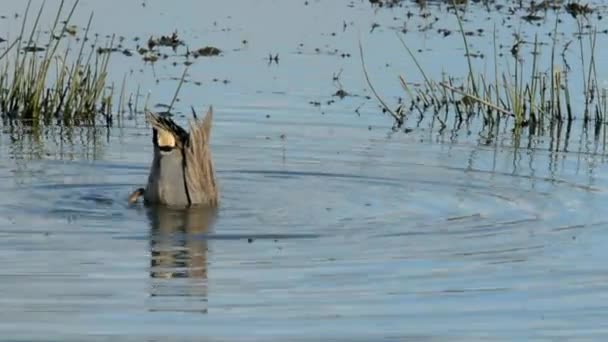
(565, 2), (594, 18)
(142, 52), (161, 63)
(363, 1), (608, 143)
(368, 0), (404, 9)
(147, 31), (184, 52)
(191, 46), (222, 57)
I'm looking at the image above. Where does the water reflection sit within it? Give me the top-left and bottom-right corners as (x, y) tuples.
(146, 206), (217, 313)
(2, 123), (109, 161)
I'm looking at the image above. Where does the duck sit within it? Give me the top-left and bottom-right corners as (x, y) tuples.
(128, 106), (218, 207)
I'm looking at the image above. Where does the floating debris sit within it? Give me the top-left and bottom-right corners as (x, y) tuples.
(148, 31), (184, 51)
(22, 45), (45, 52)
(64, 25), (77, 36)
(531, 1), (562, 11)
(565, 2), (593, 18)
(267, 53), (279, 64)
(369, 0), (403, 8)
(333, 89), (350, 98)
(309, 101), (321, 107)
(142, 52), (159, 63)
(96, 47), (122, 55)
(522, 14), (544, 22)
(193, 46), (222, 57)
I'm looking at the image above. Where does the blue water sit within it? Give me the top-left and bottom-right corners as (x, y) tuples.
(1, 0), (608, 341)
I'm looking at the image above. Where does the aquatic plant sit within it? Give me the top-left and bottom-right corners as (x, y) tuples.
(363, 2), (607, 141)
(0, 0), (122, 127)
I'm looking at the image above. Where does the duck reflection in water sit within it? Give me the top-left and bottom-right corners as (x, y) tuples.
(146, 205), (217, 313)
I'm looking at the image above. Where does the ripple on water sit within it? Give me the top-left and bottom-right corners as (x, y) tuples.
(2, 117), (608, 341)
(1, 0), (608, 335)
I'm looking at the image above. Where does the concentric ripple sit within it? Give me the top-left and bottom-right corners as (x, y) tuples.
(2, 115), (608, 340)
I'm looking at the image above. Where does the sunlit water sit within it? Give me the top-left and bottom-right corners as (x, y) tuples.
(2, 0), (608, 341)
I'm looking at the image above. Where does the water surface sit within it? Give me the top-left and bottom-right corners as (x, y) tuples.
(2, 0), (608, 341)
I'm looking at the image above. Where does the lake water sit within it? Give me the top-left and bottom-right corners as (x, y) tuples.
(2, 0), (608, 341)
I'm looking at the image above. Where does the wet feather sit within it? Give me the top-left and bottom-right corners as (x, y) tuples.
(140, 107), (218, 207)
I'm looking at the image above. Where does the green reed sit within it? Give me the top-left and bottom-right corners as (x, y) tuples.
(0, 0), (115, 127)
(376, 6), (606, 137)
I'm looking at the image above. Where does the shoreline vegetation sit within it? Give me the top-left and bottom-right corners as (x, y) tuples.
(0, 0), (607, 152)
(0, 0), (192, 132)
(362, 0), (607, 146)
(0, 0), (116, 128)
